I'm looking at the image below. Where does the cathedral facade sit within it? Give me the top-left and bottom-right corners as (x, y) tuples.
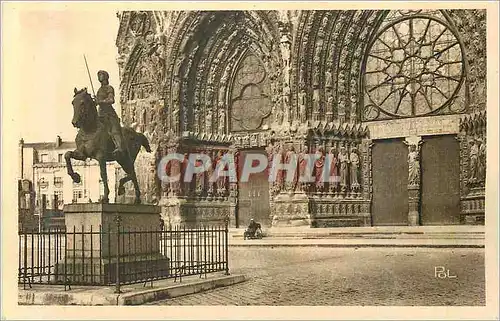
(114, 10), (486, 228)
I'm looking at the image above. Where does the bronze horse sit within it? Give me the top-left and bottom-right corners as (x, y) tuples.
(65, 88), (151, 204)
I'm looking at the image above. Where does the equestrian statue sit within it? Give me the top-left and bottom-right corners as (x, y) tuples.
(65, 69), (151, 204)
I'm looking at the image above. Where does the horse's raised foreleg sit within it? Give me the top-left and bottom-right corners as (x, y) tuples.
(98, 157), (110, 203)
(65, 150), (86, 183)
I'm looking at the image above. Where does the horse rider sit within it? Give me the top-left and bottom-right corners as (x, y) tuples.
(94, 70), (125, 156)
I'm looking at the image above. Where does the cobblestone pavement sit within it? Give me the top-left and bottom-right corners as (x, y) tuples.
(150, 247), (484, 306)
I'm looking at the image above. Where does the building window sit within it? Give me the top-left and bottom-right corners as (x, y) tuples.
(362, 13), (467, 121)
(39, 178), (49, 190)
(58, 154), (63, 163)
(40, 194), (49, 208)
(72, 190), (83, 202)
(54, 176), (63, 187)
(40, 154), (49, 163)
(54, 190), (64, 208)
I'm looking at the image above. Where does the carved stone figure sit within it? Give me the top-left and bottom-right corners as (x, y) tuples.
(218, 107), (226, 134)
(314, 147), (325, 193)
(298, 145), (310, 192)
(350, 146), (360, 191)
(313, 89), (320, 119)
(325, 68), (333, 89)
(339, 146), (349, 192)
(215, 150), (227, 196)
(298, 89), (307, 122)
(280, 34), (291, 69)
(408, 144), (420, 186)
(468, 139), (479, 185)
(327, 147), (338, 193)
(477, 138), (486, 183)
(313, 63), (320, 88)
(284, 145), (297, 192)
(299, 64), (306, 89)
(195, 153), (205, 195)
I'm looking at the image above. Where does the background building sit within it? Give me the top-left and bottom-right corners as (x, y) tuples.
(114, 10), (486, 228)
(18, 136), (119, 230)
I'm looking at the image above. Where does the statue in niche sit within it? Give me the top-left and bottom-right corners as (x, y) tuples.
(280, 34), (291, 69)
(313, 63), (320, 88)
(314, 147), (325, 193)
(273, 143), (285, 194)
(327, 96), (334, 119)
(218, 83), (227, 102)
(215, 150), (227, 196)
(206, 151), (214, 196)
(327, 147), (338, 193)
(313, 89), (320, 118)
(339, 146), (349, 192)
(195, 152), (205, 196)
(350, 146), (360, 191)
(477, 138), (486, 183)
(298, 145), (310, 192)
(284, 145), (297, 192)
(221, 65), (231, 85)
(406, 144), (420, 187)
(180, 153), (190, 196)
(299, 64), (306, 89)
(218, 106), (226, 134)
(298, 89), (307, 122)
(468, 139), (479, 185)
(274, 99), (284, 125)
(174, 55), (185, 78)
(325, 67), (333, 89)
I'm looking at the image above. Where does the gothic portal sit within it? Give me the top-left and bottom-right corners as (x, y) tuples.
(115, 9), (486, 228)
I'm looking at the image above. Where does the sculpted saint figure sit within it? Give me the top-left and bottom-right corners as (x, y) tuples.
(407, 144), (420, 186)
(314, 147), (325, 193)
(350, 146), (360, 190)
(468, 140), (479, 184)
(327, 147), (338, 193)
(477, 138), (486, 183)
(284, 145), (297, 192)
(298, 145), (310, 192)
(95, 70), (125, 156)
(325, 68), (333, 89)
(339, 146), (349, 192)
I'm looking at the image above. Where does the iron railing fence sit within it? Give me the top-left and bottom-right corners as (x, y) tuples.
(18, 220), (229, 292)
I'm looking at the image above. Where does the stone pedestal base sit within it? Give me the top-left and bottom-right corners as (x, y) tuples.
(160, 197), (231, 228)
(61, 203), (168, 285)
(408, 186), (420, 226)
(460, 189), (485, 225)
(309, 197), (371, 227)
(271, 193), (311, 227)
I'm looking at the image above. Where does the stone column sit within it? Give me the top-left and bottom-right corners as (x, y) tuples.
(404, 136), (422, 226)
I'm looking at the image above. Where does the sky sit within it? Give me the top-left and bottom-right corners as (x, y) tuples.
(8, 7), (121, 143)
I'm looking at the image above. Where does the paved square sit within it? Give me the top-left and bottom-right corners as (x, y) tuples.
(150, 247), (484, 306)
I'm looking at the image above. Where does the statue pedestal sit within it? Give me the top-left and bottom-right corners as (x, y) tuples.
(58, 203), (168, 284)
(408, 186), (420, 226)
(159, 196), (231, 228)
(271, 192), (311, 227)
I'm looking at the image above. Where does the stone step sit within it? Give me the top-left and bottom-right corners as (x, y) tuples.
(229, 226), (485, 240)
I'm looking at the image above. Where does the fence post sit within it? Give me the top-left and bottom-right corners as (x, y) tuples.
(224, 217), (230, 275)
(114, 215), (122, 294)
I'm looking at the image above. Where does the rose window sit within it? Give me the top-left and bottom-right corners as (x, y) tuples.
(363, 16), (465, 120)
